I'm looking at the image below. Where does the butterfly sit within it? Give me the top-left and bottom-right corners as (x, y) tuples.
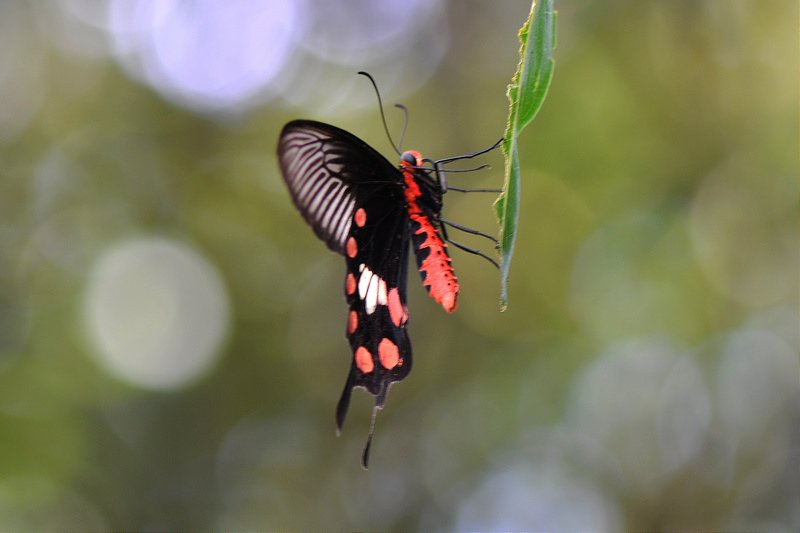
(277, 77), (500, 468)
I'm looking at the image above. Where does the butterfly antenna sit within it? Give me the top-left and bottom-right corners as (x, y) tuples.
(394, 104), (409, 152)
(436, 137), (504, 165)
(358, 71), (401, 156)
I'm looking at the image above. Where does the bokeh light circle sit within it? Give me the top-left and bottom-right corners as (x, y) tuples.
(567, 339), (711, 497)
(102, 0), (447, 115)
(455, 461), (622, 531)
(715, 328), (798, 450)
(298, 0), (444, 66)
(83, 236), (230, 390)
(108, 0), (299, 113)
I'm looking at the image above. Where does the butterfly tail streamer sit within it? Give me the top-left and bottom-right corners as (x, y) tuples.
(361, 403), (382, 469)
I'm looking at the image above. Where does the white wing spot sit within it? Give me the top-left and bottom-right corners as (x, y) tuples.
(358, 264), (389, 315)
(378, 278), (387, 307)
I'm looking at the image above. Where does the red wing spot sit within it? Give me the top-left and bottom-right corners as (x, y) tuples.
(355, 346), (374, 374)
(346, 236), (358, 258)
(387, 288), (405, 327)
(378, 338), (399, 369)
(345, 273), (357, 295)
(347, 310), (358, 334)
(354, 208), (367, 228)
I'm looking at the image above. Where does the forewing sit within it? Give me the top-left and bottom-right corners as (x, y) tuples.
(277, 120), (403, 254)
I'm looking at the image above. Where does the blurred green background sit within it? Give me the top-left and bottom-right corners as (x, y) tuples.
(0, 0), (797, 530)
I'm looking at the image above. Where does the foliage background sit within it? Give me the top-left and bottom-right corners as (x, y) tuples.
(0, 0), (797, 530)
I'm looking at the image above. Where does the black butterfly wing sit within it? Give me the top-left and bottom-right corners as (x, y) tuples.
(278, 120), (413, 465)
(278, 120), (364, 253)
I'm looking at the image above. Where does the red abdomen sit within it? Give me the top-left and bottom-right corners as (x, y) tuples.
(401, 151), (459, 313)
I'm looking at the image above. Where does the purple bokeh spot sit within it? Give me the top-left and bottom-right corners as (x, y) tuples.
(109, 0), (298, 112)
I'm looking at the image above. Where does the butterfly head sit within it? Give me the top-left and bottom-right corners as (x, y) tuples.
(400, 150), (422, 167)
(400, 150), (447, 194)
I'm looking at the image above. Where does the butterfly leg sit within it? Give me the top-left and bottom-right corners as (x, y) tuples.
(447, 186), (503, 193)
(441, 218), (499, 245)
(439, 222), (500, 269)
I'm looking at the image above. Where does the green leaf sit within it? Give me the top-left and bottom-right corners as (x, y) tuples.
(495, 0), (556, 310)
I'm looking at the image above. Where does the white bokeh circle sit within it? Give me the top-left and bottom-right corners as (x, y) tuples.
(83, 236), (230, 390)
